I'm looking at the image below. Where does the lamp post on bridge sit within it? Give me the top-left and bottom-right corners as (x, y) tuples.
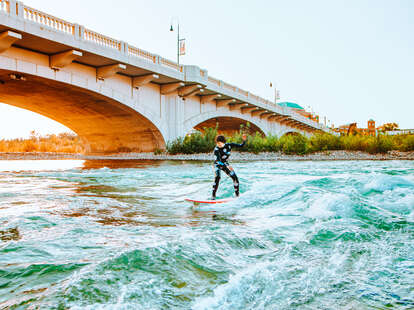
(269, 82), (280, 105)
(170, 18), (185, 64)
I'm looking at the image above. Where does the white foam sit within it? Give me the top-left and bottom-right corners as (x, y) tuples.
(363, 174), (414, 193)
(305, 193), (351, 219)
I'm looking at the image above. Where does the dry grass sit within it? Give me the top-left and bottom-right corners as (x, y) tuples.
(0, 132), (85, 153)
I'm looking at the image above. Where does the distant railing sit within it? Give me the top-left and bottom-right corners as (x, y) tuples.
(23, 6), (75, 35)
(257, 96), (268, 106)
(222, 82), (236, 92)
(128, 46), (156, 63)
(160, 58), (183, 72)
(249, 94), (260, 102)
(83, 29), (121, 50)
(238, 89), (248, 97)
(208, 76), (221, 87)
(0, 0), (9, 13)
(127, 46), (183, 72)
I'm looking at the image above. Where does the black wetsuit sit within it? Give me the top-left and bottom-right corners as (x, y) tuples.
(212, 141), (245, 198)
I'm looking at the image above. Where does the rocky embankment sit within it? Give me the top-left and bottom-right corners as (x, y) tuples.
(1, 150), (414, 161)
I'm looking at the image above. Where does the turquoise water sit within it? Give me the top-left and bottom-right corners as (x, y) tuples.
(0, 159), (413, 309)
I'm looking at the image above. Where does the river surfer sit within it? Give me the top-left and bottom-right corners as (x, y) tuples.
(211, 134), (247, 200)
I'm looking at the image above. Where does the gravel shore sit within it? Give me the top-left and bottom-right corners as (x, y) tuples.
(1, 150), (413, 161)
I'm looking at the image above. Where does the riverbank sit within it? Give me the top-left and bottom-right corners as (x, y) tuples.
(1, 150), (414, 161)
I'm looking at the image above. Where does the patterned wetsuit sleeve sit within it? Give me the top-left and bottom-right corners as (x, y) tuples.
(228, 141), (245, 148)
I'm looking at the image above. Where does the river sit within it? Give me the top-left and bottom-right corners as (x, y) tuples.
(0, 159), (413, 309)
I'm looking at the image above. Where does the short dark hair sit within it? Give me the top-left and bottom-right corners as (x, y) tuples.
(216, 135), (226, 143)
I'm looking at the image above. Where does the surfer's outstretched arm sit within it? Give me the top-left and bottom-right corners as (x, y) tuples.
(228, 141), (246, 148)
(228, 134), (247, 148)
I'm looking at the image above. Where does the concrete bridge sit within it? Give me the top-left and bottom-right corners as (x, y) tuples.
(0, 0), (330, 153)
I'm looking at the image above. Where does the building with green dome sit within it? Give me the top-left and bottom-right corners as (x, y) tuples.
(278, 102), (320, 123)
(277, 102), (305, 110)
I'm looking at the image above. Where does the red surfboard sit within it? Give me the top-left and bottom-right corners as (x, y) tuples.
(184, 197), (235, 206)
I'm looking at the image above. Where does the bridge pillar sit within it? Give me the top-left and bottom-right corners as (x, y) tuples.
(74, 24), (85, 40)
(16, 1), (25, 19)
(121, 41), (128, 54)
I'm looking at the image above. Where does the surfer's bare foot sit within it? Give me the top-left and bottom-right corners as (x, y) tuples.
(210, 196), (216, 200)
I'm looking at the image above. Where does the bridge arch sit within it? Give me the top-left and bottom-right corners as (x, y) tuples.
(183, 110), (267, 137)
(279, 128), (311, 138)
(0, 68), (167, 154)
(281, 131), (301, 136)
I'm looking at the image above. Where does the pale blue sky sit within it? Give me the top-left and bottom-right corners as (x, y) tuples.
(0, 0), (413, 138)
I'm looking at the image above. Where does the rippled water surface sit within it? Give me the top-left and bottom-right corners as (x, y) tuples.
(0, 159), (413, 309)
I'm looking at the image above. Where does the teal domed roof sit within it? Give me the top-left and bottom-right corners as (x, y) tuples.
(278, 102), (304, 110)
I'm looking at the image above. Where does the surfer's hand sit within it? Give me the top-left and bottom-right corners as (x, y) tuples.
(242, 134), (247, 141)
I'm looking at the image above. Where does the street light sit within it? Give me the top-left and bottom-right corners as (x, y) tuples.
(269, 82), (280, 104)
(170, 17), (185, 65)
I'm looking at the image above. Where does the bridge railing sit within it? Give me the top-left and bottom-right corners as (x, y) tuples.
(83, 28), (121, 51)
(222, 81), (237, 92)
(127, 45), (184, 72)
(160, 57), (183, 72)
(208, 76), (221, 87)
(0, 0), (9, 14)
(128, 45), (157, 63)
(23, 5), (75, 35)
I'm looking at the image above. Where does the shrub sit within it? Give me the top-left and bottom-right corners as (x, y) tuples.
(166, 127), (217, 154)
(22, 140), (37, 152)
(342, 135), (371, 152)
(401, 135), (414, 151)
(309, 133), (342, 152)
(247, 132), (266, 154)
(0, 132), (85, 153)
(280, 134), (309, 155)
(371, 135), (394, 154)
(263, 134), (280, 152)
(166, 137), (185, 155)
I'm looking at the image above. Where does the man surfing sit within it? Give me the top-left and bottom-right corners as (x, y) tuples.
(211, 134), (247, 200)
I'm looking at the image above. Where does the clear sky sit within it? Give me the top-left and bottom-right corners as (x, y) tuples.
(1, 0), (413, 139)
